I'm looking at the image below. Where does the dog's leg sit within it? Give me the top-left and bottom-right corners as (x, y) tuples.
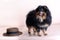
(33, 27), (36, 35)
(37, 29), (41, 36)
(41, 24), (48, 36)
(42, 29), (47, 36)
(37, 32), (41, 36)
(28, 27), (31, 36)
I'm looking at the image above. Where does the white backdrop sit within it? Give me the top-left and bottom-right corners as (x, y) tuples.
(0, 0), (60, 27)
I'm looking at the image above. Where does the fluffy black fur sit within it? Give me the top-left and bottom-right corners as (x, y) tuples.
(26, 5), (52, 36)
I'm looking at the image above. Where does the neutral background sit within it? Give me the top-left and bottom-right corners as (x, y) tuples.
(0, 0), (60, 27)
(0, 0), (60, 40)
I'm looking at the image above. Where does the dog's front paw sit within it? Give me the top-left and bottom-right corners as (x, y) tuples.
(38, 34), (41, 36)
(37, 32), (41, 36)
(44, 33), (47, 36)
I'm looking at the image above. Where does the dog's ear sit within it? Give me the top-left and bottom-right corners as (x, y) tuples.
(43, 6), (50, 13)
(37, 5), (42, 8)
(36, 5), (42, 12)
(43, 6), (48, 9)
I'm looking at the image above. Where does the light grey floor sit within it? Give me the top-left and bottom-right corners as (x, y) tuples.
(0, 24), (60, 40)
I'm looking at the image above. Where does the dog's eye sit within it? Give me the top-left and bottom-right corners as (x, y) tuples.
(40, 13), (46, 17)
(36, 13), (39, 15)
(36, 12), (40, 15)
(42, 14), (45, 16)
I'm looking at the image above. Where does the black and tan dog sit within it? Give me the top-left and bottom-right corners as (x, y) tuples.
(26, 5), (52, 36)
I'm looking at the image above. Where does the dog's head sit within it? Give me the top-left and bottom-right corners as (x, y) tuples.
(35, 5), (49, 22)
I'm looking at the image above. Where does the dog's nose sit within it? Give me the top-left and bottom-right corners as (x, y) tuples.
(39, 12), (44, 16)
(39, 12), (46, 17)
(40, 12), (43, 15)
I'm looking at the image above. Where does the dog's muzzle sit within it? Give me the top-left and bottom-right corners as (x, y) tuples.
(36, 12), (46, 22)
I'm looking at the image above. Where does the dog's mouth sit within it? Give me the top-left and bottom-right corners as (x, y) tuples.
(36, 12), (46, 22)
